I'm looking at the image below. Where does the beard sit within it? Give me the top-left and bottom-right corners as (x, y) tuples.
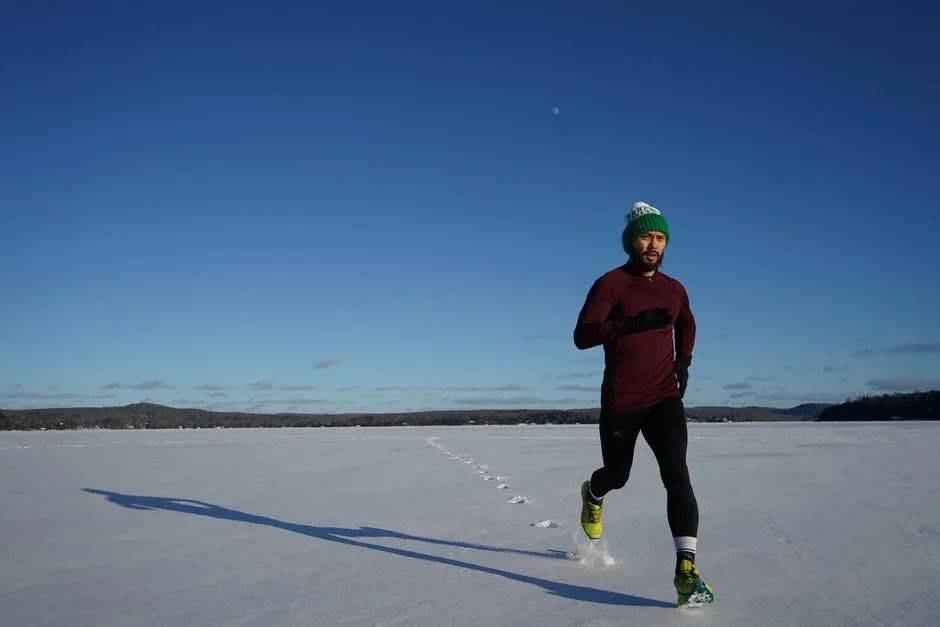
(629, 249), (665, 272)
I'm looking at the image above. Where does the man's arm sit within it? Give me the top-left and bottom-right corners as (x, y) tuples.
(674, 283), (696, 365)
(573, 278), (624, 350)
(673, 284), (695, 398)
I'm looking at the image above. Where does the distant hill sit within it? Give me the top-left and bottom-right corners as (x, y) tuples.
(684, 402), (832, 423)
(778, 403), (833, 419)
(817, 391), (939, 421)
(2, 400), (834, 430)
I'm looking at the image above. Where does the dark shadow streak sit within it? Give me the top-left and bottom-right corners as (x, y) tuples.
(83, 488), (672, 608)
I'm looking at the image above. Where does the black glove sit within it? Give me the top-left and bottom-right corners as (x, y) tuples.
(674, 357), (690, 398)
(617, 307), (673, 335)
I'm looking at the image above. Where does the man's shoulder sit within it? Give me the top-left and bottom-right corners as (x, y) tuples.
(656, 271), (687, 293)
(598, 264), (629, 283)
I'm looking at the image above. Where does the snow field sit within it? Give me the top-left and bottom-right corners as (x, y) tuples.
(1, 422), (938, 626)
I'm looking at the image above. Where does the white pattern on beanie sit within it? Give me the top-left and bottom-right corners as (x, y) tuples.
(625, 201), (662, 225)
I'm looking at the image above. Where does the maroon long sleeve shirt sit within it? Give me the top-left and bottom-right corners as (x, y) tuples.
(573, 262), (696, 413)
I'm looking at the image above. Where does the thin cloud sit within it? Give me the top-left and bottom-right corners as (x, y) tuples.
(244, 381), (319, 392)
(313, 357), (343, 369)
(102, 380), (173, 390)
(866, 377), (940, 391)
(373, 384), (532, 392)
(440, 384), (531, 392)
(451, 396), (552, 406)
(179, 397), (331, 413)
(556, 384), (597, 392)
(854, 342), (940, 357)
(745, 376), (775, 382)
(128, 380), (172, 390)
(0, 390), (87, 400)
(890, 342), (940, 354)
(193, 384), (229, 391)
(558, 371), (600, 380)
(552, 397), (591, 405)
(728, 392), (752, 399)
(449, 395), (594, 407)
(572, 355), (598, 365)
(488, 384), (531, 392)
(750, 389), (845, 403)
(208, 396), (325, 409)
(722, 382), (752, 390)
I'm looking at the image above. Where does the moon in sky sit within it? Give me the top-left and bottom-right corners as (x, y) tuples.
(552, 106), (560, 115)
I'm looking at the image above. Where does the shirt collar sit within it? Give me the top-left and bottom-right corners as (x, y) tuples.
(623, 260), (661, 279)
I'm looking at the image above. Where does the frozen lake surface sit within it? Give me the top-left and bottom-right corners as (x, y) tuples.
(2, 422), (938, 626)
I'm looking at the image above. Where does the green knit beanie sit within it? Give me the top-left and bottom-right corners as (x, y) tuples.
(621, 201), (670, 253)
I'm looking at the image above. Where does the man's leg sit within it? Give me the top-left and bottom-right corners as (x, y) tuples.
(642, 395), (714, 606)
(589, 407), (644, 499)
(641, 395), (699, 560)
(579, 407), (644, 540)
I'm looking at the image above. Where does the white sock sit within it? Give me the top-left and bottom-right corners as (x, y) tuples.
(673, 536), (697, 555)
(588, 485), (603, 503)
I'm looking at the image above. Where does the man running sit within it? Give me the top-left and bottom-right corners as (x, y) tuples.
(572, 201), (714, 608)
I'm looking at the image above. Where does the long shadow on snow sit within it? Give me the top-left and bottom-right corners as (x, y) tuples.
(83, 488), (672, 608)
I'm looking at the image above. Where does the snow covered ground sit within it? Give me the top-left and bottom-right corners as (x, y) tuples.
(2, 422), (938, 626)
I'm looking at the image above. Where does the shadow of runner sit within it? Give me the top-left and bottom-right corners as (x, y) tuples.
(83, 488), (673, 608)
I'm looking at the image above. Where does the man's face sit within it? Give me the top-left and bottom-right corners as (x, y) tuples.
(628, 231), (667, 270)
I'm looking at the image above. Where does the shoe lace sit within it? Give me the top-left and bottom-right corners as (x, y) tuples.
(582, 494), (602, 522)
(676, 563), (699, 583)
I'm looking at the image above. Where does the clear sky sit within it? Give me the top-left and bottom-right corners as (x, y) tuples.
(3, 1), (939, 413)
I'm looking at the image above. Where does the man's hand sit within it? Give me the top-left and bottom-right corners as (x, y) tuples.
(674, 357), (691, 398)
(617, 307), (673, 335)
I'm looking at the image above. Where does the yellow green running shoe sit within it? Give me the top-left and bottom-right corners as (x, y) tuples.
(580, 480), (603, 540)
(674, 558), (715, 608)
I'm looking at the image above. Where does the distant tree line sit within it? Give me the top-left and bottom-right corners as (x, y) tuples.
(0, 404), (603, 431)
(817, 390), (939, 421)
(6, 393), (928, 430)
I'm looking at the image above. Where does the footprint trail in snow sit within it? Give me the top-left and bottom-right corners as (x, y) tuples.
(425, 437), (534, 507)
(425, 437), (512, 491)
(426, 437), (582, 538)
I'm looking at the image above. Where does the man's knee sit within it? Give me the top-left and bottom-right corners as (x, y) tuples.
(659, 461), (690, 491)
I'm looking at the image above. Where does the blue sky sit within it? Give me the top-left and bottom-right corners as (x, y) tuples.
(3, 1), (939, 413)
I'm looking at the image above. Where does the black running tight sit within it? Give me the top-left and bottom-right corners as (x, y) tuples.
(589, 394), (699, 538)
